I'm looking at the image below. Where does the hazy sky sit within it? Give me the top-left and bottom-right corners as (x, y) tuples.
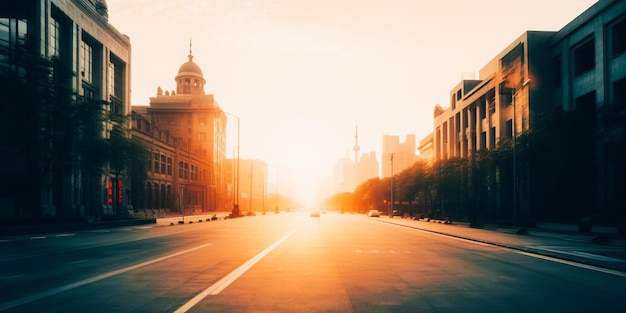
(107, 0), (597, 206)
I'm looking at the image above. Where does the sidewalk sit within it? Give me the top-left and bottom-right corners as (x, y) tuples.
(377, 217), (626, 274)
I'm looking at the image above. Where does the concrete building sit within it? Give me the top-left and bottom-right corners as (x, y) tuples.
(417, 133), (434, 163)
(132, 49), (228, 214)
(431, 0), (626, 221)
(0, 0), (131, 218)
(547, 0), (626, 220)
(381, 134), (416, 178)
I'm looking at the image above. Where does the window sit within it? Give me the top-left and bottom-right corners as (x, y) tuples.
(179, 161), (184, 177)
(109, 53), (125, 99)
(160, 155), (166, 174)
(611, 17), (626, 57)
(505, 120), (513, 139)
(80, 39), (93, 83)
(81, 33), (101, 100)
(490, 127), (496, 149)
(153, 152), (160, 172)
(480, 131), (487, 150)
(167, 157), (172, 176)
(480, 100), (486, 119)
(573, 38), (595, 76)
(49, 19), (60, 57)
(614, 77), (626, 112)
(488, 97), (496, 114)
(0, 17), (27, 75)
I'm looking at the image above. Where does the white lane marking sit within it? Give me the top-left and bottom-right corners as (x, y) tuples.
(174, 229), (297, 313)
(0, 243), (211, 311)
(29, 236), (46, 240)
(55, 234), (76, 237)
(513, 250), (626, 278)
(386, 222), (626, 278)
(537, 248), (626, 263)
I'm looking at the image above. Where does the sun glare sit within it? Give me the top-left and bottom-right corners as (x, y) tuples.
(271, 124), (335, 207)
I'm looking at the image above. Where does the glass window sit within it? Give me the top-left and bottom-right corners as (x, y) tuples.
(80, 39), (93, 83)
(49, 18), (60, 57)
(611, 17), (626, 57)
(154, 152), (159, 172)
(574, 38), (595, 76)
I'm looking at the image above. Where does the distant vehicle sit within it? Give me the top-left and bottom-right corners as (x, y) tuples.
(392, 210), (401, 216)
(367, 210), (381, 217)
(310, 211), (321, 217)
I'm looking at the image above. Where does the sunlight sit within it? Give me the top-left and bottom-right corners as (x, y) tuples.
(272, 123), (335, 207)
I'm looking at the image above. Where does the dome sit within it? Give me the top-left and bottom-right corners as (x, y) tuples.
(177, 54), (203, 78)
(175, 49), (206, 95)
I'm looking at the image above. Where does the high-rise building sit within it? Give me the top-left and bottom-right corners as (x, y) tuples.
(382, 134), (416, 178)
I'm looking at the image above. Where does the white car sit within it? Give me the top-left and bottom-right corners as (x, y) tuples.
(367, 210), (381, 217)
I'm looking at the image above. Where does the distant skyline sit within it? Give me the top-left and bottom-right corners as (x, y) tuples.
(107, 0), (597, 206)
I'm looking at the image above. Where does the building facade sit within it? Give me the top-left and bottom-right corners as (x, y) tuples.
(431, 0), (626, 222)
(0, 0), (131, 218)
(131, 50), (228, 214)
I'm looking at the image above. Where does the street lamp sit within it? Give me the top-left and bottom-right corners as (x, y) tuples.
(512, 79), (530, 226)
(223, 111), (240, 217)
(390, 153), (394, 218)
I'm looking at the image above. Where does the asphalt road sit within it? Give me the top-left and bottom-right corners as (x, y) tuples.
(1, 212), (624, 313)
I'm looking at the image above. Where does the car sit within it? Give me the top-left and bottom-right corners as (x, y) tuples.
(310, 211), (320, 217)
(367, 210), (380, 217)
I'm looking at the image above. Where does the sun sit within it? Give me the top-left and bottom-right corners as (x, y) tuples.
(272, 126), (336, 206)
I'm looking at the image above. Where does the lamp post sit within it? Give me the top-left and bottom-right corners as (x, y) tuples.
(224, 111), (240, 217)
(390, 153), (394, 218)
(249, 161), (253, 215)
(512, 79), (530, 226)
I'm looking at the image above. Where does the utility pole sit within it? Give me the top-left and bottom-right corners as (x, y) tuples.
(390, 153), (394, 217)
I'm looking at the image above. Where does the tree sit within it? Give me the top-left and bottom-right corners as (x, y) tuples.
(1, 38), (147, 219)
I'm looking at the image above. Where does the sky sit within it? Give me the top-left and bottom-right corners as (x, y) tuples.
(106, 0), (597, 206)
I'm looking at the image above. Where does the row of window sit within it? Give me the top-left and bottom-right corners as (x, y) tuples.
(142, 182), (203, 210)
(555, 16), (626, 82)
(152, 151), (207, 182)
(49, 5), (126, 110)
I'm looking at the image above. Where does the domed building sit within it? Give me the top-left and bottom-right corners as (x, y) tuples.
(132, 49), (228, 214)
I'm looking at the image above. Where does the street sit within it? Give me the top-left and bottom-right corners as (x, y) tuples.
(1, 212), (625, 313)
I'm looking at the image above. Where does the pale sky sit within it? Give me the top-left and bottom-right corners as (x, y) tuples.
(107, 0), (597, 206)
